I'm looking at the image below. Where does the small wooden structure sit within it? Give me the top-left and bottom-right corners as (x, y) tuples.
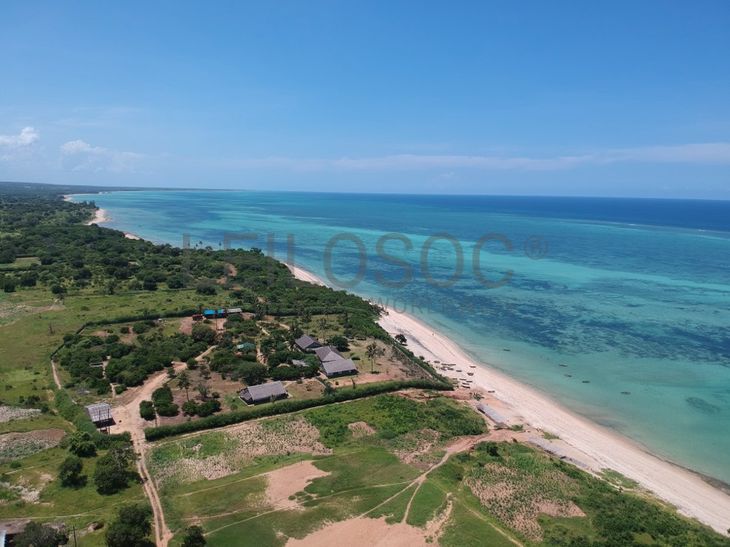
(85, 402), (114, 431)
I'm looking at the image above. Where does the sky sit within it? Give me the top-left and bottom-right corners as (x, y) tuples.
(1, 1), (729, 198)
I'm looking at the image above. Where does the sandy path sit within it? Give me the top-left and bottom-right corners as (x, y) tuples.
(288, 264), (730, 535)
(111, 363), (187, 547)
(50, 359), (62, 390)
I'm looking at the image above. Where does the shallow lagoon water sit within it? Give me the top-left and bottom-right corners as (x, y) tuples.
(74, 190), (730, 483)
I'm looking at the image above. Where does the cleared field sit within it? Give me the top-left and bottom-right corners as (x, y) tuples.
(146, 394), (728, 547)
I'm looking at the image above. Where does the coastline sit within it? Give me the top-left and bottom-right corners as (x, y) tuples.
(66, 194), (141, 239)
(63, 196), (730, 534)
(288, 263), (730, 535)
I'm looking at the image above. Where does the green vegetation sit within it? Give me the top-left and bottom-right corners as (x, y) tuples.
(13, 521), (68, 547)
(93, 445), (138, 495)
(2, 182), (728, 547)
(305, 394), (485, 447)
(105, 504), (154, 547)
(58, 454), (85, 487)
(145, 379), (451, 441)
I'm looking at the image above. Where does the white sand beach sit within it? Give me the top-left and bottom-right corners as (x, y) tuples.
(288, 263), (730, 535)
(85, 207), (110, 225)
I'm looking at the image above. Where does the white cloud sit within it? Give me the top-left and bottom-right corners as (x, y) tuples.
(225, 142), (730, 173)
(60, 139), (143, 173)
(0, 127), (40, 160)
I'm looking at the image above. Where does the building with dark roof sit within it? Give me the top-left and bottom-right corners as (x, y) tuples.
(321, 358), (358, 378)
(239, 381), (288, 405)
(295, 334), (321, 352)
(314, 345), (342, 363)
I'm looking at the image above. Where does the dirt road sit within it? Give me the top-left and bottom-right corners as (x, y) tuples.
(111, 363), (187, 547)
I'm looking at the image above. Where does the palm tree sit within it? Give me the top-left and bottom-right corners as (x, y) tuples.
(197, 381), (210, 401)
(177, 371), (191, 401)
(366, 342), (384, 373)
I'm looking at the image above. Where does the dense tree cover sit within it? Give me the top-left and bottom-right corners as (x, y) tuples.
(105, 504), (154, 547)
(13, 522), (68, 547)
(57, 329), (208, 391)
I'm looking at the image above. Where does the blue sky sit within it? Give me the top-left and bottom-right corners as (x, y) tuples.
(1, 1), (729, 198)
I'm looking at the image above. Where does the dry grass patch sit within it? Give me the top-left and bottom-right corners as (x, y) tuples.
(151, 416), (331, 486)
(0, 405), (40, 423)
(0, 428), (65, 462)
(466, 458), (584, 541)
(390, 429), (443, 470)
(347, 421), (376, 439)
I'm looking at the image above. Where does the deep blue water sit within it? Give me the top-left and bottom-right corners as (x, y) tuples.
(74, 191), (730, 483)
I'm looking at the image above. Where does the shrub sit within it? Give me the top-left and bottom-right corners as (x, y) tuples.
(14, 522), (68, 547)
(106, 504), (154, 547)
(94, 445), (137, 495)
(139, 401), (155, 421)
(59, 455), (85, 487)
(181, 525), (206, 547)
(66, 431), (97, 457)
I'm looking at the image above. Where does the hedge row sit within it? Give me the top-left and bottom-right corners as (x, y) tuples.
(144, 378), (451, 441)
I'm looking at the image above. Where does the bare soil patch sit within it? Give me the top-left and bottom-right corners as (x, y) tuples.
(264, 460), (330, 510)
(286, 517), (429, 547)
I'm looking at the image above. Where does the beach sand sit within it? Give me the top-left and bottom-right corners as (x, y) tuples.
(288, 263), (730, 535)
(85, 208), (110, 225)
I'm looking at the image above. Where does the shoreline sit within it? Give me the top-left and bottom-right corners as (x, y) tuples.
(66, 195), (141, 239)
(62, 195), (730, 534)
(287, 263), (730, 535)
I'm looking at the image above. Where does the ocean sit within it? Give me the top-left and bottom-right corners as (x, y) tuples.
(72, 190), (730, 483)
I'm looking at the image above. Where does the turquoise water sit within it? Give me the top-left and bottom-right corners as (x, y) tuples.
(74, 190), (730, 483)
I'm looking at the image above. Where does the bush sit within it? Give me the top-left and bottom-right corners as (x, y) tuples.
(155, 403), (179, 417)
(139, 400), (155, 421)
(94, 445), (137, 495)
(66, 431), (97, 457)
(59, 455), (85, 487)
(14, 522), (68, 547)
(191, 323), (216, 345)
(106, 504), (154, 547)
(181, 525), (206, 547)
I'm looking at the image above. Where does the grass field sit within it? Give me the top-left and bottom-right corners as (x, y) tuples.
(0, 287), (215, 405)
(142, 394), (729, 547)
(0, 444), (145, 546)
